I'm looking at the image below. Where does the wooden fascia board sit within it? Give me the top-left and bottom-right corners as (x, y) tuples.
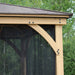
(0, 17), (66, 25)
(0, 14), (69, 18)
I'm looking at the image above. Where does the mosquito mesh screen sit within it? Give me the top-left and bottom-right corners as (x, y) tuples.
(0, 25), (56, 75)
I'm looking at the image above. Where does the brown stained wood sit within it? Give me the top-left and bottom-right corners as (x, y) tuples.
(28, 24), (58, 54)
(55, 25), (64, 75)
(0, 3), (72, 18)
(0, 14), (69, 18)
(0, 17), (66, 25)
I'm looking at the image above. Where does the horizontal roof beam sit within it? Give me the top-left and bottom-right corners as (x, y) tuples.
(0, 17), (66, 25)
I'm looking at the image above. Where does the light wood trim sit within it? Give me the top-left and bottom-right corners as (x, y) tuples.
(0, 14), (69, 18)
(55, 25), (64, 75)
(28, 24), (58, 54)
(0, 17), (66, 25)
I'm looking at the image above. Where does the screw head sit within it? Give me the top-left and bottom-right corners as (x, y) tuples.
(57, 49), (59, 55)
(29, 21), (31, 24)
(59, 19), (61, 23)
(32, 22), (34, 24)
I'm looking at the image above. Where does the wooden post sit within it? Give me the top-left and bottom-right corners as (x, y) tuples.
(21, 39), (26, 75)
(24, 57), (26, 75)
(21, 56), (26, 75)
(55, 25), (64, 75)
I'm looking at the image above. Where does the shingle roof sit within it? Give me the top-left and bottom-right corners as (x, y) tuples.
(0, 3), (73, 18)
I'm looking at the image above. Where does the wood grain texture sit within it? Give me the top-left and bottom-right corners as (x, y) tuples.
(0, 17), (66, 25)
(55, 25), (64, 75)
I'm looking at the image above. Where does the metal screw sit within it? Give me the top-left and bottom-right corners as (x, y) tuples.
(57, 49), (59, 55)
(32, 22), (34, 24)
(29, 21), (31, 24)
(59, 19), (61, 23)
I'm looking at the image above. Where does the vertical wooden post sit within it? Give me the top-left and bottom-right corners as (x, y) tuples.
(55, 25), (64, 75)
(21, 39), (26, 75)
(3, 41), (6, 75)
(21, 56), (26, 75)
(24, 57), (26, 75)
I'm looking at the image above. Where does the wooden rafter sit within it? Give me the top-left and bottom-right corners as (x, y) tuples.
(28, 24), (58, 54)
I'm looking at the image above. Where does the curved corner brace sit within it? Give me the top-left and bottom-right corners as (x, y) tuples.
(28, 24), (58, 55)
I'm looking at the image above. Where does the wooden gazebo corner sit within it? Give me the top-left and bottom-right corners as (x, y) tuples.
(0, 3), (73, 75)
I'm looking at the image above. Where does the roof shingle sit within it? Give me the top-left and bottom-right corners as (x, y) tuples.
(0, 3), (73, 18)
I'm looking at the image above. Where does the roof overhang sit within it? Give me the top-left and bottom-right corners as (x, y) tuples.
(0, 14), (70, 18)
(0, 3), (73, 18)
(0, 3), (73, 25)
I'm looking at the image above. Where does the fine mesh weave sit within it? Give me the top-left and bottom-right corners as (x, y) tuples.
(0, 25), (56, 75)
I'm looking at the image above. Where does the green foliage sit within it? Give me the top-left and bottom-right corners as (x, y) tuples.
(63, 17), (75, 75)
(63, 35), (75, 75)
(0, 0), (75, 75)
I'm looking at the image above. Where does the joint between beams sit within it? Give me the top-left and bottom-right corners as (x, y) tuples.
(28, 24), (60, 55)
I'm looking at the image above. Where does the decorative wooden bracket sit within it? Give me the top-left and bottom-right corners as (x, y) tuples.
(28, 24), (58, 55)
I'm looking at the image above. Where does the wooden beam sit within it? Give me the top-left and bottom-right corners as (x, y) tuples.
(24, 57), (26, 75)
(28, 24), (58, 54)
(55, 25), (64, 75)
(0, 14), (69, 18)
(0, 17), (66, 25)
(21, 39), (26, 75)
(21, 56), (26, 75)
(21, 38), (30, 75)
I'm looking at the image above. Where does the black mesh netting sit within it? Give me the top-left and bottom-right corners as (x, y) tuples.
(0, 25), (56, 75)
